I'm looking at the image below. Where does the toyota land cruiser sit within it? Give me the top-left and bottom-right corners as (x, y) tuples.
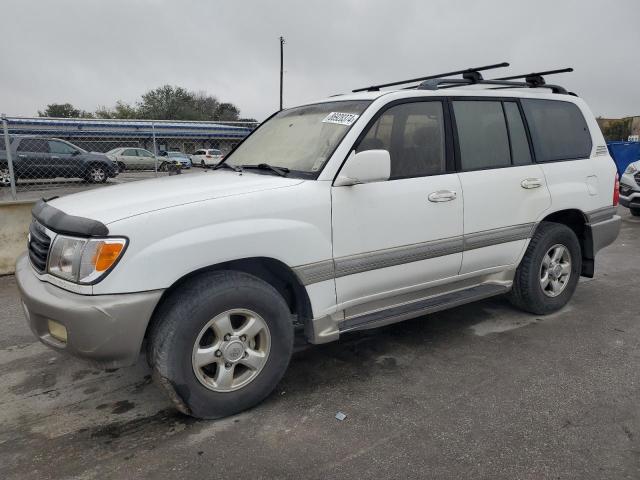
(16, 64), (621, 418)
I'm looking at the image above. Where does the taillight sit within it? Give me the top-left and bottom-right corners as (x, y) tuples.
(613, 173), (620, 206)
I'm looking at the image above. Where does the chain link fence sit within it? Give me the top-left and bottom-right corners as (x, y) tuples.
(0, 115), (258, 202)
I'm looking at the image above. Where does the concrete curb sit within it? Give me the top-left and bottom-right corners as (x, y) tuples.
(0, 200), (35, 275)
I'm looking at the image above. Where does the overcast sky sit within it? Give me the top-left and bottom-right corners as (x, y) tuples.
(1, 0), (638, 121)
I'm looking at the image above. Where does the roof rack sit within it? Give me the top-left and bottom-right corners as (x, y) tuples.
(416, 67), (573, 95)
(351, 62), (510, 92)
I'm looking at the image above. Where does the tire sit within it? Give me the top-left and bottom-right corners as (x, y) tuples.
(148, 270), (294, 419)
(201, 160), (206, 168)
(508, 222), (581, 315)
(159, 161), (168, 172)
(85, 164), (107, 183)
(630, 208), (640, 217)
(117, 162), (126, 172)
(0, 165), (10, 187)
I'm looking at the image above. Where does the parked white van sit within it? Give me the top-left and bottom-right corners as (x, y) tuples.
(16, 64), (621, 418)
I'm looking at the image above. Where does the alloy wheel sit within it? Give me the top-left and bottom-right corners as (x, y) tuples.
(192, 309), (271, 392)
(539, 243), (572, 297)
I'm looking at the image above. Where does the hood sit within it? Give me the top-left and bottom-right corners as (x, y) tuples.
(49, 170), (304, 224)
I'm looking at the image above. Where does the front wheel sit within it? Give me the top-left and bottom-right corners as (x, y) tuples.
(86, 165), (107, 183)
(508, 222), (581, 315)
(630, 207), (640, 217)
(148, 271), (294, 419)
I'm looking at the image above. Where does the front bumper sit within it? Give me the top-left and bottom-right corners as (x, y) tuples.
(15, 253), (163, 368)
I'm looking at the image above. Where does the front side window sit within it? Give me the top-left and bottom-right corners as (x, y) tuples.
(123, 149), (138, 156)
(226, 100), (371, 175)
(521, 99), (592, 162)
(49, 140), (77, 155)
(357, 101), (446, 179)
(138, 149), (154, 158)
(453, 100), (511, 170)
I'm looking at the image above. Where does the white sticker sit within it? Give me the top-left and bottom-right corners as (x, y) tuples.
(322, 112), (359, 126)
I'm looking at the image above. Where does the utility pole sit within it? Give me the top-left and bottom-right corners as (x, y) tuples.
(279, 36), (285, 111)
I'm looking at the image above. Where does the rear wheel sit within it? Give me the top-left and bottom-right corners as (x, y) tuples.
(148, 271), (294, 419)
(117, 161), (126, 172)
(630, 207), (640, 217)
(509, 222), (581, 315)
(201, 160), (206, 168)
(0, 166), (11, 186)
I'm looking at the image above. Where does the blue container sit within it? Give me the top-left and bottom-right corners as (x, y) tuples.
(607, 141), (640, 176)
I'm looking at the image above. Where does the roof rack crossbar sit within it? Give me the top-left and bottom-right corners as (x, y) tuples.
(352, 62), (509, 92)
(417, 78), (568, 95)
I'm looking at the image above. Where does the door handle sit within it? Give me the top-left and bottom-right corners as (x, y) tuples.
(18, 154), (26, 158)
(428, 190), (457, 202)
(521, 178), (542, 189)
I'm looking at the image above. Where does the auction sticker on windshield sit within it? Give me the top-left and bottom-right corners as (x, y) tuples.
(322, 112), (359, 126)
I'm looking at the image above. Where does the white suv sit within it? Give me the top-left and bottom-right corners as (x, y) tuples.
(620, 160), (640, 216)
(192, 148), (224, 167)
(16, 65), (621, 419)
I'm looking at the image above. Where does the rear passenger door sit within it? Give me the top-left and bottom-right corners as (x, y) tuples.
(16, 138), (51, 178)
(452, 98), (551, 274)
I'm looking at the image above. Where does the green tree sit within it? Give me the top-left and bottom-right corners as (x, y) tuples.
(94, 101), (139, 119)
(38, 103), (93, 118)
(600, 118), (632, 141)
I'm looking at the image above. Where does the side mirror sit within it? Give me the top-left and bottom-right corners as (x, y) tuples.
(334, 149), (391, 187)
(71, 150), (80, 156)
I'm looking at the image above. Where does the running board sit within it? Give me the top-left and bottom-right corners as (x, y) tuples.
(339, 283), (509, 333)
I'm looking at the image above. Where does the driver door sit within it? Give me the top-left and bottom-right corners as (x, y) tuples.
(331, 99), (463, 318)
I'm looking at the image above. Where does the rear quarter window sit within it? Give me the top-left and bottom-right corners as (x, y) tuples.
(521, 99), (592, 162)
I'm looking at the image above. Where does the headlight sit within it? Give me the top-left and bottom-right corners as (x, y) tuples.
(48, 235), (127, 284)
(625, 163), (638, 174)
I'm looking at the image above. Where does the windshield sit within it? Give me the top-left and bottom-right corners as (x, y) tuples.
(226, 100), (371, 175)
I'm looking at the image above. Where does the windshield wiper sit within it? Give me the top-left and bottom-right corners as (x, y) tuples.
(212, 162), (242, 173)
(241, 163), (290, 177)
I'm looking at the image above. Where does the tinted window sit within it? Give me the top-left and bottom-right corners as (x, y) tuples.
(357, 101), (446, 179)
(17, 139), (49, 153)
(453, 101), (510, 170)
(503, 102), (532, 165)
(123, 149), (138, 156)
(521, 99), (591, 162)
(49, 140), (77, 154)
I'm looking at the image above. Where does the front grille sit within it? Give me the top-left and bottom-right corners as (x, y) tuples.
(28, 220), (51, 273)
(620, 183), (634, 196)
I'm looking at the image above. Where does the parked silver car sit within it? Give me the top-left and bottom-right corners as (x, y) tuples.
(106, 147), (164, 171)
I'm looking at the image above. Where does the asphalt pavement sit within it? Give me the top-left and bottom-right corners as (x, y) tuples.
(1, 208), (639, 479)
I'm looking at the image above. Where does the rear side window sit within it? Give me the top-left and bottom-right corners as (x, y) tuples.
(17, 138), (49, 153)
(521, 99), (591, 162)
(503, 102), (532, 165)
(453, 101), (511, 170)
(357, 101), (446, 179)
(123, 149), (138, 156)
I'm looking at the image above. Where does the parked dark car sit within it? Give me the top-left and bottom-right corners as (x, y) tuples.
(0, 136), (118, 186)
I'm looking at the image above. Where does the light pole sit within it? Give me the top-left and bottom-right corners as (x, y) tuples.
(279, 36), (285, 111)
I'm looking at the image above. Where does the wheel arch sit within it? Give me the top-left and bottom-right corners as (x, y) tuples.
(145, 256), (313, 341)
(537, 208), (594, 277)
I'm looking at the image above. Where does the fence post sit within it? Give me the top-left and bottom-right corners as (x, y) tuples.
(152, 122), (158, 177)
(1, 114), (17, 201)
